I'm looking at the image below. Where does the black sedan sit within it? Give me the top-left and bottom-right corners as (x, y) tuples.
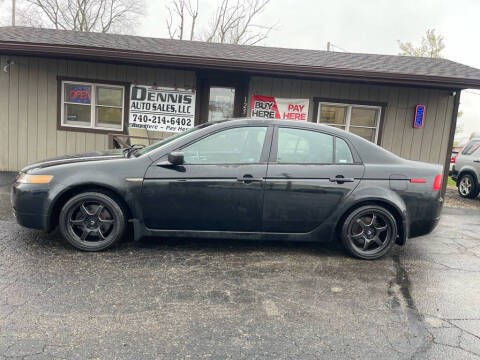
(11, 119), (444, 259)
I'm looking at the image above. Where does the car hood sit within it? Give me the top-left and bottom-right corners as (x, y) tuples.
(21, 149), (125, 172)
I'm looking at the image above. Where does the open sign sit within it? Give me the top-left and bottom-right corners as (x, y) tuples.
(68, 87), (91, 104)
(414, 105), (425, 128)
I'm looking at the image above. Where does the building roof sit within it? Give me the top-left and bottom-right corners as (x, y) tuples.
(1, 26), (480, 89)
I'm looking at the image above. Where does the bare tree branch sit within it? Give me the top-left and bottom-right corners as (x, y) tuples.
(202, 0), (272, 45)
(17, 0), (145, 34)
(166, 0), (199, 40)
(166, 0), (273, 44)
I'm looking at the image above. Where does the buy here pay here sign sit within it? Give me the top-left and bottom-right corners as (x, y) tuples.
(250, 95), (309, 121)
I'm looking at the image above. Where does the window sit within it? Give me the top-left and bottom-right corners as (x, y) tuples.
(335, 137), (354, 164)
(61, 80), (125, 131)
(317, 102), (381, 143)
(276, 128), (333, 163)
(462, 140), (480, 156)
(182, 126), (267, 164)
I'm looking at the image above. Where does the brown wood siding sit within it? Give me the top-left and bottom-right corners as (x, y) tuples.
(248, 76), (455, 166)
(0, 55), (195, 171)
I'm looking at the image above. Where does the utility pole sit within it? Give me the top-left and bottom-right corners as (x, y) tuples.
(12, 0), (16, 26)
(327, 41), (330, 51)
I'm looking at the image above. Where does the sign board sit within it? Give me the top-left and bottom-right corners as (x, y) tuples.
(250, 95), (309, 121)
(129, 85), (196, 133)
(67, 86), (91, 104)
(414, 104), (425, 128)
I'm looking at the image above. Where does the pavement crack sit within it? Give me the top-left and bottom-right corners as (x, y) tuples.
(390, 255), (432, 360)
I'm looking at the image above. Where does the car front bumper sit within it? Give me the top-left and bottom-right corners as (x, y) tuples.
(11, 181), (53, 231)
(12, 207), (49, 230)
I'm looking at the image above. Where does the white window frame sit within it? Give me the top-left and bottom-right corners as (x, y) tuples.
(61, 80), (125, 131)
(316, 102), (381, 143)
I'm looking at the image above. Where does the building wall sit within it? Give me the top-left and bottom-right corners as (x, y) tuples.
(0, 55), (195, 171)
(248, 76), (455, 166)
(0, 56), (455, 171)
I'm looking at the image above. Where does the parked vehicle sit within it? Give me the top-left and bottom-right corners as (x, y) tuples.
(451, 138), (480, 198)
(449, 150), (459, 175)
(11, 119), (443, 260)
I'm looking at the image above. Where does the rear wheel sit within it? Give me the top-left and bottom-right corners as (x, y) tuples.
(341, 205), (397, 260)
(457, 174), (478, 198)
(59, 192), (126, 251)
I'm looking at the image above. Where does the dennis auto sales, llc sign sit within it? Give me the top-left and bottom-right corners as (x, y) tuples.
(250, 95), (309, 121)
(129, 85), (196, 133)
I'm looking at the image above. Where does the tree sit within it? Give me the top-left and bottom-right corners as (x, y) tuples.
(166, 0), (199, 40)
(165, 0), (274, 45)
(17, 0), (145, 33)
(398, 29), (445, 58)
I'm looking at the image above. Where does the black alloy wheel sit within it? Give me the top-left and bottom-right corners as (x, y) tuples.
(59, 192), (126, 251)
(341, 205), (397, 260)
(457, 174), (478, 199)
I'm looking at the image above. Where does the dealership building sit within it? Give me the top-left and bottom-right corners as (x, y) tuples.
(1, 26), (480, 189)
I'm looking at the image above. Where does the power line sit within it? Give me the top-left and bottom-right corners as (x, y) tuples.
(331, 44), (348, 52)
(326, 42), (348, 52)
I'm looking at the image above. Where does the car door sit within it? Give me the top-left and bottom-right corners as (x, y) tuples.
(141, 125), (272, 232)
(262, 126), (364, 233)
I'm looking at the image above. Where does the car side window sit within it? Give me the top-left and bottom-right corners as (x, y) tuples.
(335, 137), (354, 164)
(462, 140), (480, 156)
(182, 126), (267, 164)
(276, 128), (333, 163)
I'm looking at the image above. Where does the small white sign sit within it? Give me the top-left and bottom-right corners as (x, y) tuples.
(129, 85), (196, 133)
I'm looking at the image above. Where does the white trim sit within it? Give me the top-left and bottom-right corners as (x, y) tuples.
(61, 80), (125, 131)
(317, 102), (381, 143)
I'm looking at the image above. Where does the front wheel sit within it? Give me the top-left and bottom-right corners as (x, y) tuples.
(457, 174), (478, 198)
(341, 205), (397, 260)
(59, 192), (126, 251)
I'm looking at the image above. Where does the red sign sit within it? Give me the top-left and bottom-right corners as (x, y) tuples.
(250, 95), (309, 121)
(68, 86), (91, 104)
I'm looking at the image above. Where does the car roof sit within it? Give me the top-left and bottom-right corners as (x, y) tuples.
(211, 118), (406, 165)
(215, 118), (345, 134)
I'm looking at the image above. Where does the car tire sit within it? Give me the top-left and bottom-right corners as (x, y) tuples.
(59, 191), (126, 251)
(457, 174), (479, 199)
(341, 205), (397, 260)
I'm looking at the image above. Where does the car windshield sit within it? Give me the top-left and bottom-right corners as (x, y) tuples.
(135, 123), (213, 156)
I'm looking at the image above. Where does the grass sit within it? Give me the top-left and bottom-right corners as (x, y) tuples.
(447, 176), (456, 188)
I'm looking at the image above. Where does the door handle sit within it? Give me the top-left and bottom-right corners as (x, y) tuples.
(238, 174), (263, 184)
(474, 160), (480, 163)
(329, 175), (355, 184)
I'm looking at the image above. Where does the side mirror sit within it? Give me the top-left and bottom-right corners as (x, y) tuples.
(168, 151), (184, 165)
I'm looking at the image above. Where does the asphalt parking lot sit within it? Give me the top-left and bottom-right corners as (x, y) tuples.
(1, 178), (480, 359)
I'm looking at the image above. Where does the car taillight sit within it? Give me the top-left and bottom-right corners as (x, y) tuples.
(450, 156), (456, 164)
(433, 174), (442, 191)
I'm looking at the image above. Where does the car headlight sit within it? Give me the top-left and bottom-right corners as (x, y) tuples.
(17, 173), (54, 184)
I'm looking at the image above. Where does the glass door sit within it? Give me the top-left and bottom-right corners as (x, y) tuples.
(208, 87), (236, 121)
(197, 71), (249, 124)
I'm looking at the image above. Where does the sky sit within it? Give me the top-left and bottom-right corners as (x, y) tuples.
(1, 0), (479, 142)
